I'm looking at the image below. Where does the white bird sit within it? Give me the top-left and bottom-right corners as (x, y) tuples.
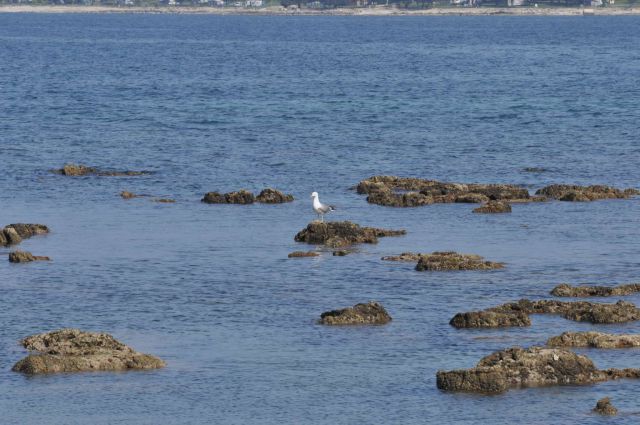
(311, 191), (335, 222)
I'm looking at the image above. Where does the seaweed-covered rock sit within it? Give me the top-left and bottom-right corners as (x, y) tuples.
(9, 251), (50, 263)
(294, 221), (405, 248)
(2, 227), (22, 245)
(450, 311), (531, 328)
(53, 164), (150, 177)
(12, 329), (165, 375)
(152, 198), (176, 203)
(593, 398), (618, 416)
(202, 190), (255, 204)
(416, 252), (504, 271)
(356, 176), (534, 208)
(1, 223), (49, 247)
(551, 283), (640, 297)
(319, 301), (391, 325)
(120, 191), (144, 199)
(332, 250), (349, 256)
(452, 299), (640, 328)
(288, 251), (320, 258)
(381, 252), (424, 262)
(473, 201), (512, 214)
(547, 332), (640, 349)
(436, 346), (640, 394)
(256, 188), (294, 204)
(536, 184), (639, 202)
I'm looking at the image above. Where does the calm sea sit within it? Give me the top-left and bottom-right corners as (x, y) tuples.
(1, 13), (640, 424)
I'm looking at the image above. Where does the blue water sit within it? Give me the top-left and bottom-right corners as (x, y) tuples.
(1, 13), (640, 424)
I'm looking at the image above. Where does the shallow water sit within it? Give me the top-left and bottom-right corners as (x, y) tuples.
(1, 14), (640, 424)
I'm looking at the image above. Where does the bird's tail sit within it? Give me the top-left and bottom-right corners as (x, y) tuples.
(329, 205), (336, 211)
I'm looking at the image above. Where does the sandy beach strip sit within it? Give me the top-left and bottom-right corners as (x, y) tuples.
(1, 4), (639, 16)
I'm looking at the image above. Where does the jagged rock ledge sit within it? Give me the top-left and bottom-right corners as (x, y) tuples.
(202, 188), (293, 204)
(9, 251), (50, 263)
(382, 251), (504, 271)
(295, 221), (405, 248)
(0, 224), (49, 247)
(551, 283), (640, 297)
(356, 175), (537, 207)
(536, 184), (639, 202)
(319, 301), (391, 325)
(450, 299), (640, 328)
(12, 329), (165, 375)
(547, 331), (640, 349)
(594, 398), (618, 416)
(436, 346), (640, 394)
(52, 163), (152, 177)
(473, 200), (512, 214)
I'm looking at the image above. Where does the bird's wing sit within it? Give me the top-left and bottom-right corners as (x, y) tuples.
(319, 203), (335, 213)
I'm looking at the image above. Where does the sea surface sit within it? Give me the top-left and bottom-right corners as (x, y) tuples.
(1, 13), (639, 424)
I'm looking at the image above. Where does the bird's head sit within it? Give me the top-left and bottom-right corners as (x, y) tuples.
(310, 191), (318, 198)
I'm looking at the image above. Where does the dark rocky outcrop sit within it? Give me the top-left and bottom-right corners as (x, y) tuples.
(1, 224), (49, 247)
(473, 200), (512, 214)
(294, 221), (405, 248)
(381, 252), (424, 262)
(437, 346), (640, 394)
(551, 283), (640, 297)
(288, 251), (320, 258)
(536, 184), (639, 202)
(416, 252), (504, 271)
(12, 329), (165, 375)
(450, 311), (531, 328)
(332, 250), (350, 256)
(202, 190), (255, 204)
(547, 331), (640, 349)
(152, 198), (176, 203)
(256, 188), (294, 204)
(451, 299), (640, 328)
(319, 301), (391, 325)
(593, 398), (618, 416)
(9, 251), (50, 263)
(53, 164), (151, 177)
(356, 176), (537, 208)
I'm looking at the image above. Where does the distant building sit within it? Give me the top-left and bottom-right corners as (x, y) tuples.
(507, 0), (527, 5)
(245, 0), (262, 6)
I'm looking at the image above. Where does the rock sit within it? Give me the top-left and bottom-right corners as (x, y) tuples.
(53, 164), (150, 177)
(536, 184), (639, 202)
(551, 283), (640, 297)
(12, 329), (165, 375)
(256, 188), (294, 204)
(153, 198), (176, 203)
(294, 221), (405, 248)
(288, 251), (320, 258)
(381, 252), (424, 262)
(8, 251), (50, 263)
(5, 223), (50, 239)
(523, 167), (548, 173)
(450, 311), (531, 328)
(415, 252), (504, 271)
(120, 191), (143, 199)
(547, 331), (640, 349)
(356, 176), (535, 208)
(319, 301), (391, 325)
(451, 299), (640, 328)
(436, 346), (640, 394)
(332, 250), (349, 256)
(473, 200), (512, 214)
(2, 227), (22, 245)
(593, 398), (618, 416)
(201, 190), (255, 204)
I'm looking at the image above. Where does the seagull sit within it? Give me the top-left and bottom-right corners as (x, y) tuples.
(311, 191), (335, 222)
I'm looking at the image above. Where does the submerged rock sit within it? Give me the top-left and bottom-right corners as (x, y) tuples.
(120, 191), (145, 199)
(450, 311), (531, 328)
(202, 190), (255, 204)
(319, 301), (391, 325)
(547, 331), (640, 349)
(451, 299), (640, 328)
(551, 283), (640, 297)
(8, 251), (50, 263)
(53, 163), (151, 177)
(356, 175), (535, 208)
(332, 250), (349, 256)
(294, 221), (405, 248)
(288, 251), (320, 258)
(437, 346), (640, 394)
(593, 398), (618, 416)
(536, 184), (639, 202)
(381, 252), (424, 262)
(416, 252), (504, 271)
(152, 198), (176, 203)
(12, 329), (165, 375)
(256, 188), (294, 204)
(473, 200), (512, 214)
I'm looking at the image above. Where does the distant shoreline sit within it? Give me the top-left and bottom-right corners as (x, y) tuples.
(1, 4), (640, 16)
